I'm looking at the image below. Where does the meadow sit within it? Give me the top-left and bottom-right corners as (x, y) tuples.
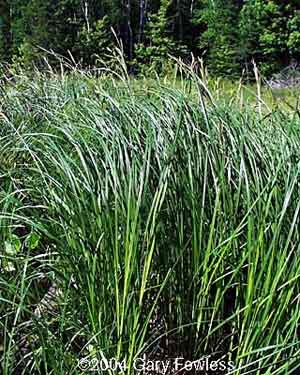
(1, 62), (300, 375)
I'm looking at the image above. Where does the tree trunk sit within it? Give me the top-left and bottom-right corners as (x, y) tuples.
(126, 0), (133, 60)
(122, 0), (133, 60)
(138, 0), (147, 44)
(81, 0), (90, 32)
(190, 0), (195, 18)
(177, 0), (183, 41)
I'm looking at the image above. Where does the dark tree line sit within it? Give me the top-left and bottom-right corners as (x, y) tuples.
(0, 0), (300, 77)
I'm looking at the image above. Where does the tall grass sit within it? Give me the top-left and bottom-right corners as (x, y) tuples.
(1, 63), (300, 375)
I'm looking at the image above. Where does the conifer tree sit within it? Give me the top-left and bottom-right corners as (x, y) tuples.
(193, 0), (241, 77)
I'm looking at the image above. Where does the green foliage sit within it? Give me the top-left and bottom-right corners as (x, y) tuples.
(12, 40), (42, 68)
(25, 232), (41, 251)
(287, 11), (300, 58)
(4, 235), (21, 256)
(1, 1), (300, 87)
(193, 0), (241, 77)
(134, 0), (187, 74)
(239, 1), (300, 76)
(1, 68), (300, 374)
(75, 16), (113, 66)
(240, 0), (281, 75)
(0, 1), (12, 60)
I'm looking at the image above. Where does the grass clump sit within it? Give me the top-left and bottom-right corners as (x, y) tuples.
(1, 67), (300, 375)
